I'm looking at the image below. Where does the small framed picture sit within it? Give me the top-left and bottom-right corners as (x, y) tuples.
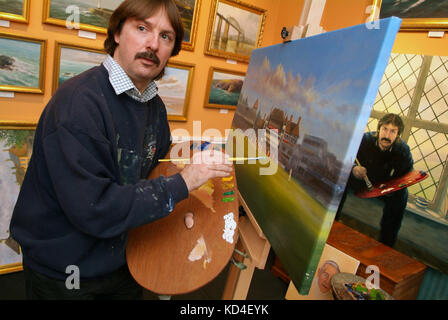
(155, 61), (195, 122)
(371, 0), (448, 30)
(0, 121), (36, 275)
(204, 0), (266, 63)
(178, 0), (202, 51)
(43, 0), (121, 33)
(0, 32), (46, 94)
(204, 67), (245, 110)
(53, 42), (107, 93)
(0, 0), (30, 23)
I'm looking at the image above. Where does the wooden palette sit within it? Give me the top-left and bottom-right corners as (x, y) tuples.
(355, 170), (428, 199)
(126, 156), (238, 296)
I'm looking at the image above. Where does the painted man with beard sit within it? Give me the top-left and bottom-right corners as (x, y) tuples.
(10, 0), (232, 300)
(336, 113), (413, 248)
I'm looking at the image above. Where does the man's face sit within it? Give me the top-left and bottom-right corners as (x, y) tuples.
(317, 263), (339, 293)
(378, 123), (399, 151)
(113, 7), (175, 92)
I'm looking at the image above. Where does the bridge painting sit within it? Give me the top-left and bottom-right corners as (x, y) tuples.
(206, 0), (266, 62)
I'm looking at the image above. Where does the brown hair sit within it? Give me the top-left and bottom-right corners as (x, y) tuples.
(377, 113), (405, 136)
(104, 0), (184, 57)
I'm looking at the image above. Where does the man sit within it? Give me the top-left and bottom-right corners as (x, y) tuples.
(10, 0), (232, 300)
(336, 113), (413, 247)
(317, 260), (340, 294)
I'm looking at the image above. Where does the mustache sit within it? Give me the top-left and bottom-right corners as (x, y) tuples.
(381, 137), (392, 143)
(135, 50), (160, 66)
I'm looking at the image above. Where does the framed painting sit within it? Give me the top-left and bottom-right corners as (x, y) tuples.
(0, 121), (36, 275)
(53, 42), (106, 94)
(204, 67), (245, 110)
(43, 0), (122, 33)
(0, 0), (30, 23)
(229, 17), (401, 294)
(0, 32), (46, 94)
(155, 60), (194, 122)
(372, 0), (448, 30)
(204, 0), (266, 63)
(177, 0), (201, 51)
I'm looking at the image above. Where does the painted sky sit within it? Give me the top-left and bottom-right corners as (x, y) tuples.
(156, 67), (189, 98)
(241, 18), (401, 160)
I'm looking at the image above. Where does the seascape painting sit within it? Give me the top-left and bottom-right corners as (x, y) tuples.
(0, 0), (24, 16)
(0, 35), (43, 92)
(229, 18), (401, 294)
(0, 127), (35, 273)
(155, 62), (194, 121)
(379, 0), (448, 19)
(55, 44), (106, 90)
(45, 0), (123, 31)
(205, 68), (245, 109)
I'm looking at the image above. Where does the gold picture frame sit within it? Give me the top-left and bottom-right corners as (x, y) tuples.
(43, 0), (120, 34)
(0, 121), (36, 275)
(0, 0), (30, 23)
(155, 60), (195, 122)
(0, 32), (46, 94)
(204, 66), (245, 110)
(371, 0), (448, 30)
(204, 0), (266, 63)
(53, 42), (106, 94)
(179, 0), (202, 51)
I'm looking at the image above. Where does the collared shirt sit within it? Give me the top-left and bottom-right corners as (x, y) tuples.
(103, 55), (158, 103)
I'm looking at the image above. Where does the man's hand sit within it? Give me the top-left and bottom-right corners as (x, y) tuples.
(180, 150), (233, 192)
(352, 165), (367, 180)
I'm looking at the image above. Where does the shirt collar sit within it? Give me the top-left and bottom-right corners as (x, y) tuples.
(103, 55), (158, 103)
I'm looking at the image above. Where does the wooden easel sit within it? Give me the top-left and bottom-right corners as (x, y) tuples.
(222, 191), (271, 299)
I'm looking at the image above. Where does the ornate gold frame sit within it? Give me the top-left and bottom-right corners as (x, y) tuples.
(204, 0), (266, 63)
(156, 60), (195, 122)
(52, 42), (106, 94)
(0, 121), (36, 275)
(0, 0), (30, 24)
(0, 32), (46, 94)
(371, 0), (448, 30)
(204, 66), (245, 110)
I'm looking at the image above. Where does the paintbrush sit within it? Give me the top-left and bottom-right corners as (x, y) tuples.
(158, 156), (268, 162)
(355, 158), (373, 191)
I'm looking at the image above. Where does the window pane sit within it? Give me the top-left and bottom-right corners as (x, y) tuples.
(407, 128), (448, 202)
(418, 56), (448, 124)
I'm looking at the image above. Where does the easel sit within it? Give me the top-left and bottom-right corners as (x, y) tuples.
(222, 191), (271, 299)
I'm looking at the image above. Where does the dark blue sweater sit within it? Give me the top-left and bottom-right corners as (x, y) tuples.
(353, 131), (413, 189)
(10, 65), (188, 280)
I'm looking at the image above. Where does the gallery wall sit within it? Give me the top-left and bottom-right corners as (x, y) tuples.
(0, 0), (303, 138)
(1, 0), (446, 138)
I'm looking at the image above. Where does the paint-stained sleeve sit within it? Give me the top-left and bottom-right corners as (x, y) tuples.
(42, 124), (188, 239)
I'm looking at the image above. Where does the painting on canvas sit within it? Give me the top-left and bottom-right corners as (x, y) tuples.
(229, 18), (401, 294)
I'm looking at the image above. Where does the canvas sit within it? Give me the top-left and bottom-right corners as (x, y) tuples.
(229, 17), (401, 294)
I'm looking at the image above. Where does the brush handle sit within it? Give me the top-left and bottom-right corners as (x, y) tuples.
(355, 158), (373, 190)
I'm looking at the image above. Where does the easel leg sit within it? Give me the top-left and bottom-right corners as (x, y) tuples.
(222, 239), (255, 300)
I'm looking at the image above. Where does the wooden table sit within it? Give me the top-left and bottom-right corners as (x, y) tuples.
(273, 221), (427, 299)
(126, 160), (239, 296)
(326, 221), (427, 299)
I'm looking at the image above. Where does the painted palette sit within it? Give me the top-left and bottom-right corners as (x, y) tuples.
(355, 170), (428, 199)
(229, 17), (402, 295)
(126, 143), (238, 295)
